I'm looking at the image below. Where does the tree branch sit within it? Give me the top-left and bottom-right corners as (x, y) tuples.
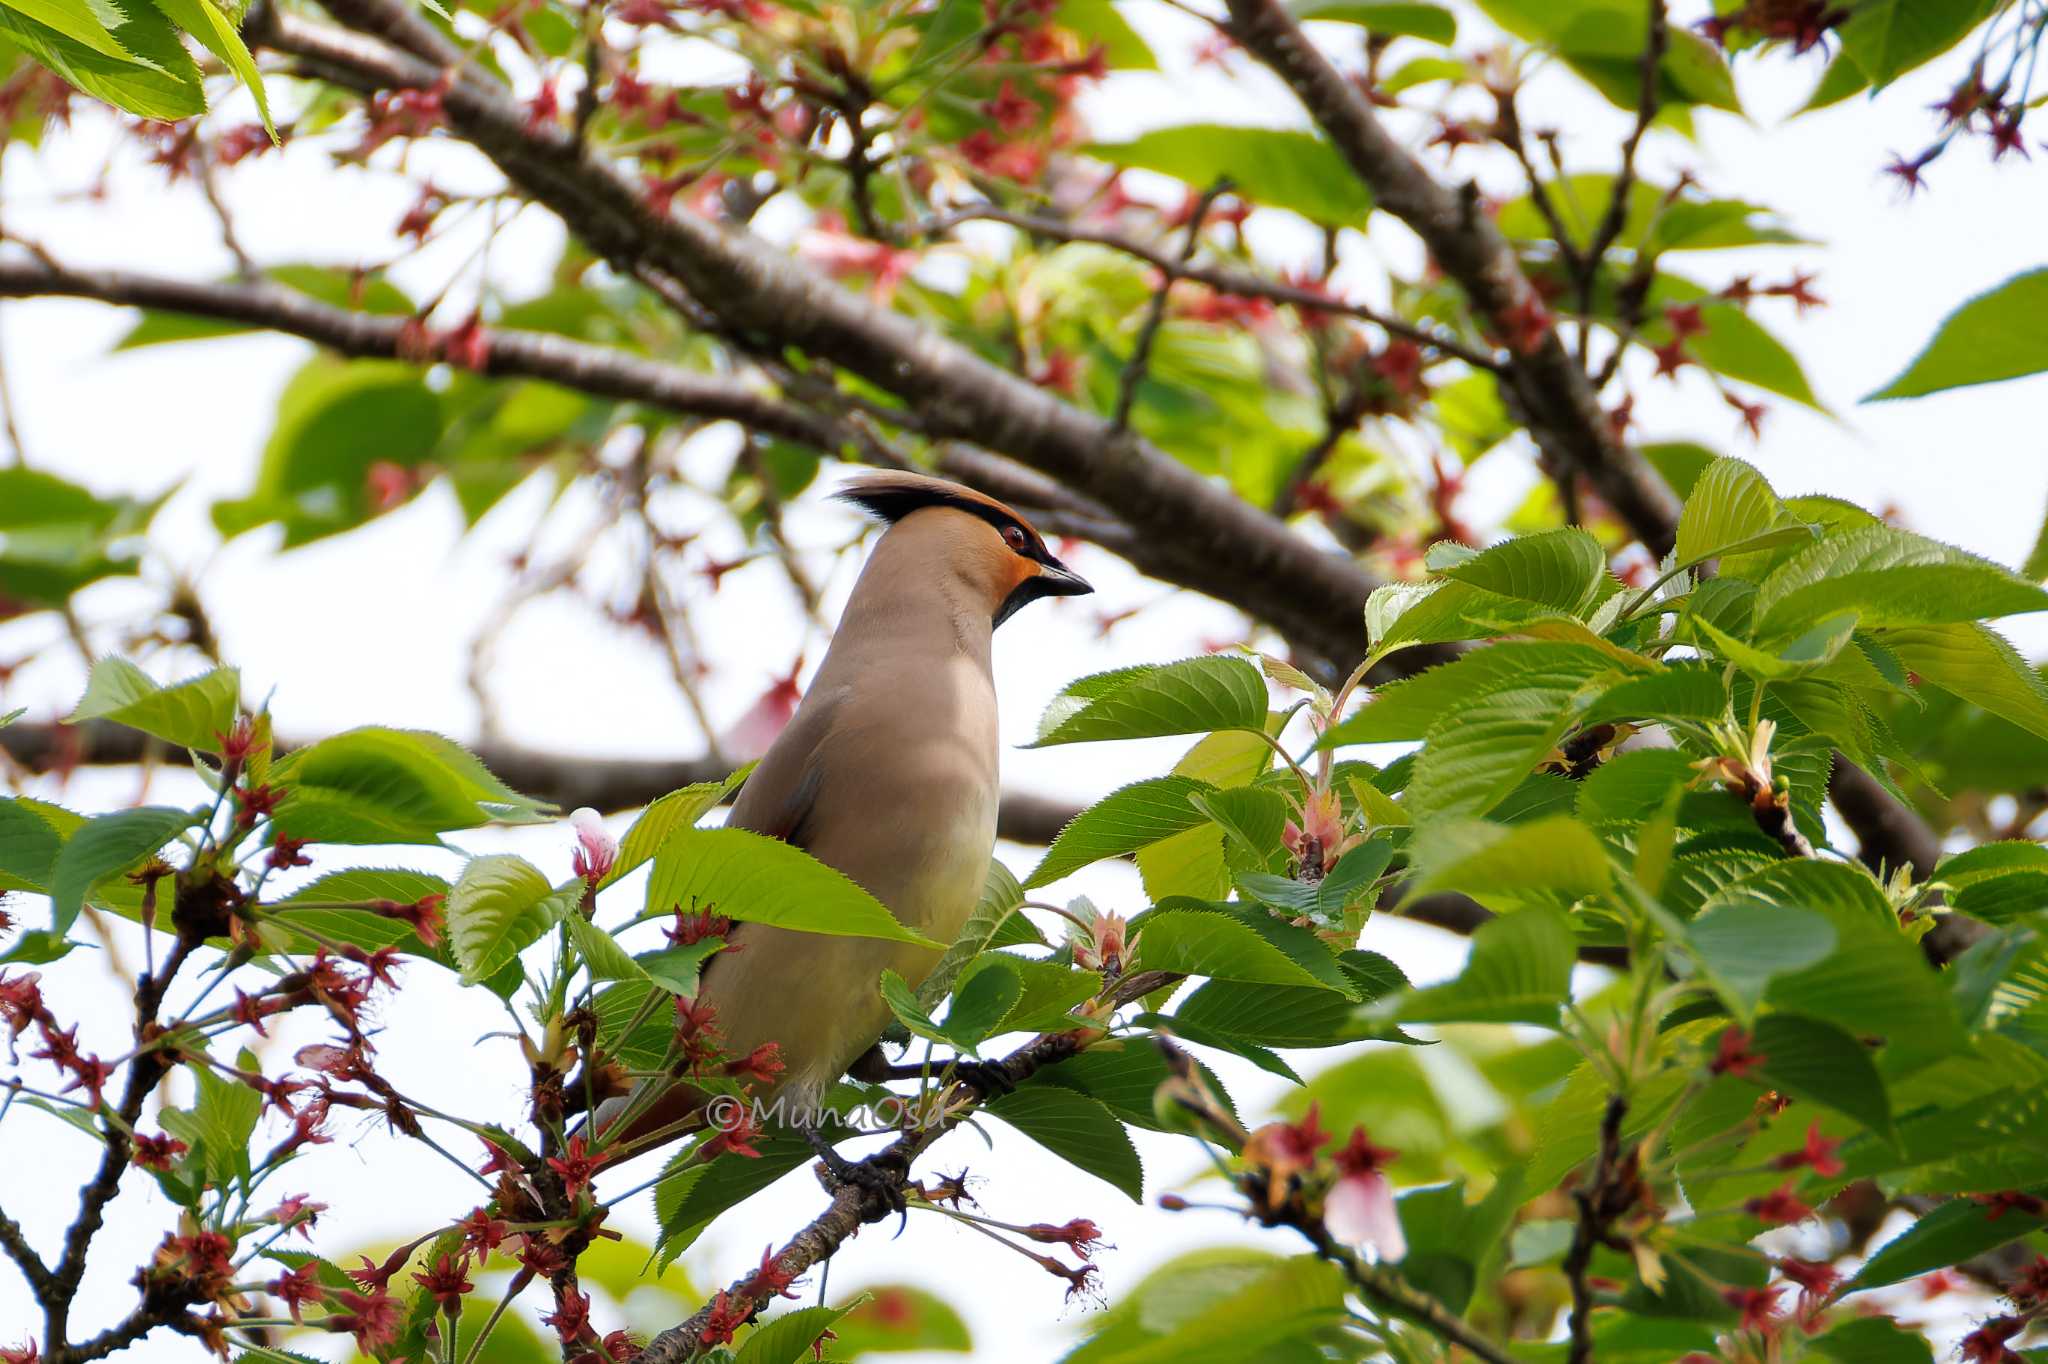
(1215, 0), (1959, 911)
(1218, 0), (1681, 559)
(252, 0), (1407, 674)
(919, 205), (1500, 371)
(0, 256), (849, 453)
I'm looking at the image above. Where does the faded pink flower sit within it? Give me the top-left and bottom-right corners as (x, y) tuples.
(1326, 1126), (1404, 1260)
(571, 808), (618, 883)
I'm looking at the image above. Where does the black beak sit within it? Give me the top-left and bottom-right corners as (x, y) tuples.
(994, 557), (1093, 629)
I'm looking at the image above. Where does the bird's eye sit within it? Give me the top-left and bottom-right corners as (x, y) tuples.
(1001, 524), (1030, 553)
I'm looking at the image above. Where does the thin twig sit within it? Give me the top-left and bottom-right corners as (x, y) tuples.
(1562, 1094), (1629, 1364)
(920, 203), (1499, 369)
(1112, 181), (1229, 433)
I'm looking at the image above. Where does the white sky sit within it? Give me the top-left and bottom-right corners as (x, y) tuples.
(1, 2), (2044, 1358)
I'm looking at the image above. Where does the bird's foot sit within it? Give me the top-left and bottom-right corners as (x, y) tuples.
(800, 1123), (907, 1220)
(947, 1057), (1016, 1097)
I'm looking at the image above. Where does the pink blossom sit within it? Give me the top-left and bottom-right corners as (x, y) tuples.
(571, 808), (618, 883)
(1325, 1168), (1405, 1261)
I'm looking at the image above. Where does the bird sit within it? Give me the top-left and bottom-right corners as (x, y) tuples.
(596, 470), (1091, 1174)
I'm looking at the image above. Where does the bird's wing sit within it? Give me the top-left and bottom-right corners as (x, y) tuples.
(724, 685), (843, 848)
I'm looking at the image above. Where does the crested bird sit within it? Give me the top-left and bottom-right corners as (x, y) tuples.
(598, 470), (1092, 1173)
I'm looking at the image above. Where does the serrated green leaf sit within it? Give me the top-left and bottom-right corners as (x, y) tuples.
(1030, 656), (1268, 747)
(1135, 901), (1356, 994)
(447, 853), (575, 984)
(1850, 1195), (2048, 1290)
(270, 728), (552, 844)
(985, 1084), (1143, 1200)
(50, 804), (194, 935)
(1673, 456), (1808, 581)
(733, 1303), (858, 1364)
(1440, 527), (1614, 615)
(1374, 907), (1577, 1027)
(1883, 622), (2048, 741)
(144, 0), (271, 135)
(645, 828), (937, 946)
(1680, 900), (1834, 1021)
(68, 658), (239, 753)
(920, 858), (1033, 1008)
(1234, 838), (1391, 921)
(1748, 1012), (1894, 1138)
(0, 796), (62, 893)
(600, 768), (750, 889)
(1869, 266), (2048, 400)
(1405, 682), (1586, 821)
(1405, 815), (1612, 911)
(1754, 526), (2048, 638)
(1026, 775), (1219, 888)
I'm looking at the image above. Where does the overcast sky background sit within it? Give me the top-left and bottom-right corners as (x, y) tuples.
(2, 1), (2045, 1358)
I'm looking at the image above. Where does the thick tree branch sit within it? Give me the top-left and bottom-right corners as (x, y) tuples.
(1216, 0), (1958, 902)
(1219, 0), (1682, 559)
(0, 256), (848, 452)
(252, 0), (1404, 674)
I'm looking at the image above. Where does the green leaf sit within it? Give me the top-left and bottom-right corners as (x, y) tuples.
(1850, 1195), (2048, 1291)
(1135, 901), (1357, 994)
(214, 358), (446, 546)
(1710, 862), (1964, 1062)
(1838, 0), (2001, 89)
(1071, 1254), (1346, 1363)
(1137, 727), (1275, 902)
(160, 1061), (262, 1190)
(1373, 907), (1577, 1027)
(0, 0), (202, 121)
(1754, 526), (2048, 637)
(1234, 838), (1391, 922)
(1808, 1316), (1935, 1364)
(1497, 178), (1804, 256)
(1404, 682), (1585, 821)
(635, 939), (725, 996)
(0, 797), (62, 892)
(1687, 611), (1858, 682)
(1580, 664), (1732, 729)
(824, 1285), (972, 1355)
(1172, 951), (1411, 1049)
(566, 915), (645, 983)
(1289, 0), (1454, 43)
(0, 0), (150, 65)
(1439, 527), (1615, 615)
(998, 956), (1102, 1032)
(143, 0), (272, 136)
(600, 768), (750, 889)
(644, 828), (938, 946)
(447, 853), (575, 985)
(50, 804), (194, 935)
(1393, 1174), (1524, 1313)
(1680, 901), (1835, 1021)
(985, 1084), (1142, 1201)
(1404, 815), (1612, 911)
(271, 728), (552, 844)
(1025, 776), (1218, 887)
(271, 868), (451, 957)
(1672, 457), (1808, 581)
(1084, 125), (1373, 227)
(1882, 623), (2048, 741)
(67, 658), (239, 753)
(655, 1126), (833, 1261)
(733, 1303), (857, 1364)
(1321, 641), (1627, 748)
(1651, 278), (1820, 407)
(1748, 1012), (1894, 1138)
(920, 858), (1033, 1008)
(1030, 656), (1268, 747)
